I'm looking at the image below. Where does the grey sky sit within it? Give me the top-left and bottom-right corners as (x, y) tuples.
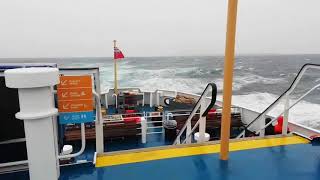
(0, 0), (319, 58)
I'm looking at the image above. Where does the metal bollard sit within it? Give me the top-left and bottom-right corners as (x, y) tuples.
(5, 67), (60, 180)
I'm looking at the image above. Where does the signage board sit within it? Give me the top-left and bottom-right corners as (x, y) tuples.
(57, 75), (94, 124)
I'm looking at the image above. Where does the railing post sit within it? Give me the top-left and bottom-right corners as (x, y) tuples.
(150, 92), (153, 107)
(186, 119), (192, 144)
(5, 68), (60, 180)
(283, 94), (290, 135)
(141, 117), (147, 144)
(94, 91), (104, 154)
(156, 91), (162, 106)
(177, 137), (181, 144)
(142, 92), (145, 106)
(260, 113), (266, 137)
(198, 98), (207, 142)
(112, 94), (118, 108)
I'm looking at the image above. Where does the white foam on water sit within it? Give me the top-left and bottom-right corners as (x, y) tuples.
(100, 66), (207, 93)
(234, 65), (244, 70)
(214, 74), (285, 91)
(135, 77), (206, 93)
(236, 74), (285, 85)
(99, 63), (319, 130)
(217, 92), (320, 130)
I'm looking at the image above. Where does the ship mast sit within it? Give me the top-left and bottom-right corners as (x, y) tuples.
(220, 0), (239, 160)
(113, 40), (119, 95)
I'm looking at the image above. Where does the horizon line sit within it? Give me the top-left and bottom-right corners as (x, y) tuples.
(0, 53), (320, 60)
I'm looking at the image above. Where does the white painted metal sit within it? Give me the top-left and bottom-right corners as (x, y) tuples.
(4, 67), (59, 180)
(289, 121), (320, 138)
(93, 91), (104, 154)
(93, 152), (97, 165)
(141, 117), (147, 143)
(99, 86), (320, 143)
(282, 94), (290, 135)
(194, 132), (210, 142)
(59, 67), (103, 154)
(182, 115), (209, 144)
(58, 123), (86, 159)
(52, 102), (60, 177)
(142, 92), (145, 106)
(156, 91), (160, 106)
(173, 85), (214, 145)
(259, 113), (266, 137)
(186, 119), (192, 144)
(144, 126), (163, 129)
(5, 68), (59, 89)
(237, 64), (320, 138)
(198, 98), (207, 143)
(255, 83), (320, 135)
(149, 92), (153, 107)
(112, 94), (118, 108)
(61, 145), (73, 155)
(0, 160), (28, 168)
(0, 138), (26, 145)
(166, 113), (173, 121)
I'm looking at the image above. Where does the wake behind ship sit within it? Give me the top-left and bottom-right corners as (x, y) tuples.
(1, 1), (320, 180)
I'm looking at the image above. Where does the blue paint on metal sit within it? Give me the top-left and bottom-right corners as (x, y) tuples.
(107, 106), (116, 115)
(2, 143), (320, 180)
(59, 111), (94, 124)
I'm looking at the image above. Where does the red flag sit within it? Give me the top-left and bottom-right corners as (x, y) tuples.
(114, 47), (125, 60)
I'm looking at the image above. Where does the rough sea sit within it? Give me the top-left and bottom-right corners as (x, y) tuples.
(2, 54), (320, 130)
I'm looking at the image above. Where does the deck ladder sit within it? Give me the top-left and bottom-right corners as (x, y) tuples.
(173, 83), (217, 145)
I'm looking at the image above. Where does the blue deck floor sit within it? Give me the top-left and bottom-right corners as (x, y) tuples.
(73, 133), (170, 163)
(2, 143), (320, 180)
(71, 105), (168, 163)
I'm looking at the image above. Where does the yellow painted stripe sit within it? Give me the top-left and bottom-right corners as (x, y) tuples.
(96, 136), (309, 167)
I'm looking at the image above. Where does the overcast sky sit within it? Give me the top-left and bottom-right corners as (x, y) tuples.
(0, 0), (319, 58)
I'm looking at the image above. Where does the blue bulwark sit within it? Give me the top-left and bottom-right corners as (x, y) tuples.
(59, 111), (94, 124)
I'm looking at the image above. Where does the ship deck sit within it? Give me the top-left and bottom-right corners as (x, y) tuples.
(1, 135), (320, 180)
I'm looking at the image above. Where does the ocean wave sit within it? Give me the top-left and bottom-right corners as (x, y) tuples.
(214, 74), (285, 91)
(100, 65), (286, 94)
(236, 74), (285, 85)
(101, 76), (206, 94)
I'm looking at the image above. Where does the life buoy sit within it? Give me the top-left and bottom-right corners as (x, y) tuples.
(164, 97), (174, 106)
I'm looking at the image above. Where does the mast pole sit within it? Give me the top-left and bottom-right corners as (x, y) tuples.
(220, 0), (238, 160)
(113, 40), (118, 95)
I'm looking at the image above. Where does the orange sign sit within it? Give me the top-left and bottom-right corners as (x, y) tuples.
(57, 75), (93, 113)
(57, 88), (92, 101)
(58, 99), (93, 112)
(57, 76), (92, 89)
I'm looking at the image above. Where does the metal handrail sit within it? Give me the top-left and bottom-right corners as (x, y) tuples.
(173, 83), (217, 145)
(237, 63), (320, 138)
(254, 83), (320, 135)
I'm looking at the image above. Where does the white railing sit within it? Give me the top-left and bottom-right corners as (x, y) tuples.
(237, 63), (320, 138)
(173, 83), (217, 145)
(0, 72), (101, 169)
